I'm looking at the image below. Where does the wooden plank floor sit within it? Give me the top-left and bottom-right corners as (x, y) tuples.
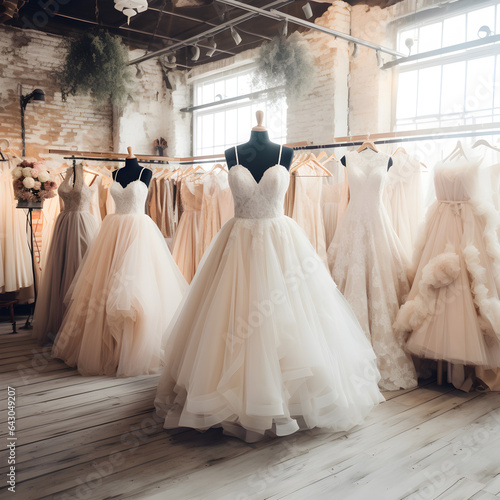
(0, 327), (499, 500)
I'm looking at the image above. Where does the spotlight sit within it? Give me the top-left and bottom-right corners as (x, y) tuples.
(135, 64), (144, 79)
(231, 26), (242, 45)
(478, 25), (492, 38)
(405, 38), (414, 56)
(282, 19), (288, 37)
(191, 44), (200, 61)
(164, 55), (177, 69)
(206, 39), (217, 57)
(302, 2), (313, 19)
(376, 50), (383, 68)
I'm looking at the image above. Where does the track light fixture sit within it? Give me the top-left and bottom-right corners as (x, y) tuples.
(191, 44), (200, 61)
(478, 25), (492, 38)
(164, 55), (177, 69)
(206, 39), (217, 57)
(405, 38), (414, 56)
(231, 26), (242, 45)
(282, 19), (288, 37)
(302, 2), (313, 19)
(135, 64), (144, 79)
(376, 50), (383, 68)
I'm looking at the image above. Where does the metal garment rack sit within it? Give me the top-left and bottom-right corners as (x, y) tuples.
(63, 156), (171, 165)
(292, 129), (500, 151)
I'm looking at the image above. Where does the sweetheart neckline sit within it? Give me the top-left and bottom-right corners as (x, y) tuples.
(112, 179), (148, 190)
(230, 164), (287, 186)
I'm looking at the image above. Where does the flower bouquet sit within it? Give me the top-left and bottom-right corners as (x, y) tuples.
(12, 160), (57, 209)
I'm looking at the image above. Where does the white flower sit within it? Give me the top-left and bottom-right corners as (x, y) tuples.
(38, 171), (50, 183)
(23, 177), (35, 189)
(12, 167), (23, 179)
(22, 167), (32, 178)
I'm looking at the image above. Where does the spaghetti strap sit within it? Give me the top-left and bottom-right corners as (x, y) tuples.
(234, 146), (239, 165)
(278, 145), (283, 166)
(138, 167), (146, 181)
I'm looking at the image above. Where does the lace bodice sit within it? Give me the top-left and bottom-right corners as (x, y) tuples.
(58, 164), (94, 212)
(111, 168), (150, 215)
(345, 150), (391, 212)
(228, 146), (289, 219)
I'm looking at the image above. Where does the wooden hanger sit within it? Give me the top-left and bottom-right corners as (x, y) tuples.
(357, 141), (379, 153)
(290, 153), (332, 176)
(392, 146), (407, 155)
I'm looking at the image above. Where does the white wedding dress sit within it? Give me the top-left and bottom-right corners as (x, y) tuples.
(155, 146), (384, 442)
(52, 168), (188, 377)
(327, 150), (418, 391)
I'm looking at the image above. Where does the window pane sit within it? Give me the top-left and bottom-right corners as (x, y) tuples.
(466, 56), (495, 112)
(201, 83), (214, 105)
(467, 6), (495, 41)
(417, 66), (441, 116)
(442, 15), (466, 47)
(397, 70), (418, 119)
(418, 22), (442, 53)
(441, 61), (466, 114)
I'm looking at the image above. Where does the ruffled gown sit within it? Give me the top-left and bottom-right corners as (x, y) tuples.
(327, 150), (417, 391)
(52, 171), (188, 377)
(395, 160), (500, 368)
(155, 148), (384, 442)
(34, 165), (100, 346)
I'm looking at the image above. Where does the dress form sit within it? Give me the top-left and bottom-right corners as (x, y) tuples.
(225, 111), (293, 182)
(113, 147), (152, 187)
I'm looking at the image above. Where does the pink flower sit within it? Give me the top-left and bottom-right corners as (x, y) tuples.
(33, 181), (41, 190)
(44, 180), (57, 190)
(31, 168), (41, 178)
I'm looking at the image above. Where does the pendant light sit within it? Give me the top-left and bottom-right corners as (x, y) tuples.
(114, 0), (148, 25)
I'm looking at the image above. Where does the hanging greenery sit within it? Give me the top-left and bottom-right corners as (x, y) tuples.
(57, 30), (134, 106)
(253, 33), (315, 103)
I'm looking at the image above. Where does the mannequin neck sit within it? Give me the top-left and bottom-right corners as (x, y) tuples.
(125, 158), (140, 168)
(248, 130), (270, 145)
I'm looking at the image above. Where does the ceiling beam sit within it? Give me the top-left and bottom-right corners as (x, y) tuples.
(217, 0), (405, 58)
(127, 0), (294, 65)
(51, 12), (237, 57)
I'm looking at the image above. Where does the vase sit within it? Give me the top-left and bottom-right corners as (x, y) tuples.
(17, 199), (43, 210)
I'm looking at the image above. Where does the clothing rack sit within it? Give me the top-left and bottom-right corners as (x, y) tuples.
(293, 123), (500, 151)
(62, 156), (171, 165)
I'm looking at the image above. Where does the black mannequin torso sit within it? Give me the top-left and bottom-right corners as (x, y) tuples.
(112, 158), (152, 187)
(225, 131), (294, 183)
(340, 152), (393, 170)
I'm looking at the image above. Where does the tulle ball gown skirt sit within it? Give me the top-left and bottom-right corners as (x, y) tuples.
(52, 213), (188, 377)
(34, 210), (100, 346)
(155, 215), (384, 442)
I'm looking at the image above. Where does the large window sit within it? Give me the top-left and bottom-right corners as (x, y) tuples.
(395, 1), (500, 131)
(192, 66), (287, 157)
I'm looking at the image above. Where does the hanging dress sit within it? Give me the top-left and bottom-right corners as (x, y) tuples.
(327, 149), (417, 391)
(394, 159), (500, 368)
(34, 165), (100, 346)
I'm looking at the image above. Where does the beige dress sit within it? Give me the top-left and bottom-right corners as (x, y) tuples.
(395, 159), (500, 368)
(34, 165), (100, 345)
(172, 180), (204, 283)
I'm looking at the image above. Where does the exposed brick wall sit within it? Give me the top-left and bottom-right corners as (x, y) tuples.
(287, 1), (351, 144)
(0, 25), (113, 159)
